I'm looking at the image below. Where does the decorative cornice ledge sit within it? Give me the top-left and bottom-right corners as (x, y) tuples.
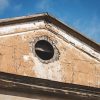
(0, 71), (99, 100)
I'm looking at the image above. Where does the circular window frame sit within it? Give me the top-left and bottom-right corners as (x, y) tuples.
(32, 36), (60, 64)
(35, 40), (54, 60)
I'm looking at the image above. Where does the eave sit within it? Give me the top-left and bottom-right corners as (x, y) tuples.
(0, 72), (100, 100)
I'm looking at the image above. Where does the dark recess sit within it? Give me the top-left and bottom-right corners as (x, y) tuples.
(35, 40), (54, 60)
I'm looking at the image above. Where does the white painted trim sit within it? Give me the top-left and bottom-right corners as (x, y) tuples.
(0, 21), (45, 36)
(45, 23), (100, 61)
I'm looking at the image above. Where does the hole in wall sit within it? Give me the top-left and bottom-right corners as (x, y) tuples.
(35, 40), (54, 60)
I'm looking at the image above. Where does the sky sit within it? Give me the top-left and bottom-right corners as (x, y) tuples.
(0, 0), (100, 43)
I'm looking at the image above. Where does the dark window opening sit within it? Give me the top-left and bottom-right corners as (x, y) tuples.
(35, 40), (54, 60)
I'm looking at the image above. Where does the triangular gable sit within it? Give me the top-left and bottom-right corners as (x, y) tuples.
(0, 13), (99, 60)
(0, 13), (100, 88)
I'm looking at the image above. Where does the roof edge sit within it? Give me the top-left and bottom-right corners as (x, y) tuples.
(45, 14), (100, 53)
(0, 13), (48, 26)
(0, 13), (100, 53)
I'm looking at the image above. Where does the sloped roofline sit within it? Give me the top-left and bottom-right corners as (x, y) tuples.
(0, 13), (100, 52)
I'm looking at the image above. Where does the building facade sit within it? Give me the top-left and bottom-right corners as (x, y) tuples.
(0, 13), (100, 100)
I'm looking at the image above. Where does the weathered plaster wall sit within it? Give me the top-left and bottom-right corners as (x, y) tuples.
(0, 21), (100, 88)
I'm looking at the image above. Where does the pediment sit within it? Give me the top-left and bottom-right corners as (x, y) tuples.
(0, 13), (100, 88)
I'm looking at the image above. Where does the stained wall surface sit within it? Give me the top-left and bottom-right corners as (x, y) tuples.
(0, 21), (100, 88)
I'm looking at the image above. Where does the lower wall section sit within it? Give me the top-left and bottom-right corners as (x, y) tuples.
(0, 89), (67, 100)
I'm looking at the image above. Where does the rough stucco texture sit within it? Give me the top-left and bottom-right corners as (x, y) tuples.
(0, 28), (100, 88)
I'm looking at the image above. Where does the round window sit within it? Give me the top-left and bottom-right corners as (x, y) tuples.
(35, 40), (54, 60)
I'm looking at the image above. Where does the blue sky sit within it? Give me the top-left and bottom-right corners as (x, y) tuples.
(0, 0), (100, 43)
